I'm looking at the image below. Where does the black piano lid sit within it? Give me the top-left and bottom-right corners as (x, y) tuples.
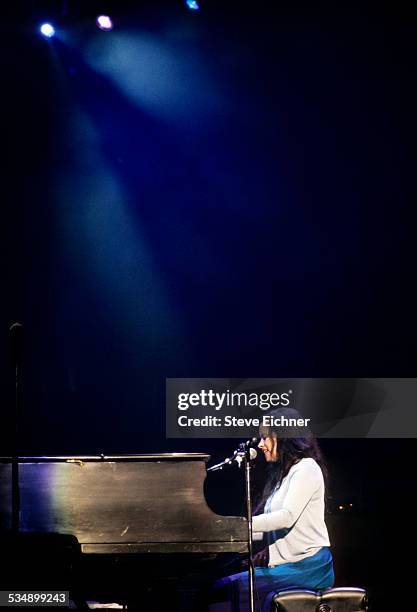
(0, 453), (248, 552)
(0, 453), (211, 463)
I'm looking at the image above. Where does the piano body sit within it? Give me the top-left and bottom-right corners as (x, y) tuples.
(0, 454), (248, 608)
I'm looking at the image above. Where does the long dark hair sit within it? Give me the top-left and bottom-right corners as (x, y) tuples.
(254, 407), (329, 512)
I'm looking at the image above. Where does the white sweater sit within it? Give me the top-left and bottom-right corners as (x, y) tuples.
(252, 457), (330, 567)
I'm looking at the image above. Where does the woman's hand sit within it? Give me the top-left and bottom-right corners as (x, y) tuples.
(253, 547), (269, 567)
(241, 547), (269, 568)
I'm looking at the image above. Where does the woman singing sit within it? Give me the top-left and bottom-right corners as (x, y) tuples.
(213, 408), (334, 611)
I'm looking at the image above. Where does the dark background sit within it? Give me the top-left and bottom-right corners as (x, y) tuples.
(1, 0), (416, 608)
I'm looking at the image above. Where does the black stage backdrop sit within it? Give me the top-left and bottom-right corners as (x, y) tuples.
(1, 1), (416, 609)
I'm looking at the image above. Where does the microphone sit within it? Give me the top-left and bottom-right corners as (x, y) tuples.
(207, 446), (258, 472)
(248, 447), (258, 460)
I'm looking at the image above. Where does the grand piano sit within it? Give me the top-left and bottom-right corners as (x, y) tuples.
(0, 454), (248, 609)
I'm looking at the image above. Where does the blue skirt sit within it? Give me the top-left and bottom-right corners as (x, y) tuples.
(214, 546), (334, 612)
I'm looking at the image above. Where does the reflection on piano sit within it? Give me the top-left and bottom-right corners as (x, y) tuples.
(0, 454), (248, 610)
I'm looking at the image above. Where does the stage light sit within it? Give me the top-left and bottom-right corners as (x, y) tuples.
(40, 23), (55, 38)
(96, 15), (114, 31)
(186, 0), (200, 10)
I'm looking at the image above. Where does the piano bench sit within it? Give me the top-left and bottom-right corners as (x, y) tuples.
(271, 587), (368, 612)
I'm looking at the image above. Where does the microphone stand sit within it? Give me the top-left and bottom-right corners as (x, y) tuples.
(244, 446), (256, 612)
(208, 441), (257, 612)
